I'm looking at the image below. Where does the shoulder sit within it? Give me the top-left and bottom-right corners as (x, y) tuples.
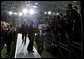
(72, 9), (78, 13)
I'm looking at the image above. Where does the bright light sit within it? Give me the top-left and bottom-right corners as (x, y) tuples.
(35, 2), (38, 5)
(53, 12), (55, 15)
(32, 6), (37, 8)
(35, 33), (37, 36)
(43, 34), (45, 35)
(56, 13), (59, 15)
(8, 11), (13, 15)
(19, 12), (22, 16)
(14, 12), (18, 15)
(48, 11), (51, 15)
(44, 12), (47, 14)
(29, 9), (35, 15)
(22, 8), (28, 14)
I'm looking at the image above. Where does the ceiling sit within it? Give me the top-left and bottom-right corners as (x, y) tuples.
(1, 1), (80, 14)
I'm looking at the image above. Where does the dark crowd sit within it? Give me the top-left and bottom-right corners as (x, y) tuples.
(1, 21), (17, 57)
(35, 3), (81, 58)
(1, 3), (82, 58)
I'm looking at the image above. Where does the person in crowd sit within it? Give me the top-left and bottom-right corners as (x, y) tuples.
(10, 26), (17, 57)
(73, 6), (79, 13)
(6, 24), (12, 55)
(27, 21), (34, 53)
(47, 24), (53, 46)
(1, 22), (6, 50)
(21, 22), (28, 44)
(36, 26), (44, 55)
(67, 3), (81, 42)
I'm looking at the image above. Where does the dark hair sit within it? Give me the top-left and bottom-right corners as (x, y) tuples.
(68, 4), (72, 7)
(60, 13), (63, 16)
(57, 15), (60, 19)
(68, 4), (72, 9)
(74, 6), (78, 10)
(10, 24), (12, 28)
(66, 10), (70, 13)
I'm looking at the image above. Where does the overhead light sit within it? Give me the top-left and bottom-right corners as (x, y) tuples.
(22, 8), (28, 14)
(35, 33), (37, 36)
(29, 9), (35, 15)
(19, 12), (22, 16)
(35, 2), (38, 5)
(56, 13), (59, 15)
(53, 12), (55, 15)
(14, 12), (18, 15)
(48, 11), (51, 15)
(44, 12), (47, 14)
(8, 11), (13, 15)
(32, 6), (37, 8)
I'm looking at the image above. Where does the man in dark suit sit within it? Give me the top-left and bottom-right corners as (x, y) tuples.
(6, 25), (12, 55)
(21, 22), (28, 44)
(27, 21), (34, 53)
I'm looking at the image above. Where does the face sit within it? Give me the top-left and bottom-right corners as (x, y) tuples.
(66, 10), (71, 16)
